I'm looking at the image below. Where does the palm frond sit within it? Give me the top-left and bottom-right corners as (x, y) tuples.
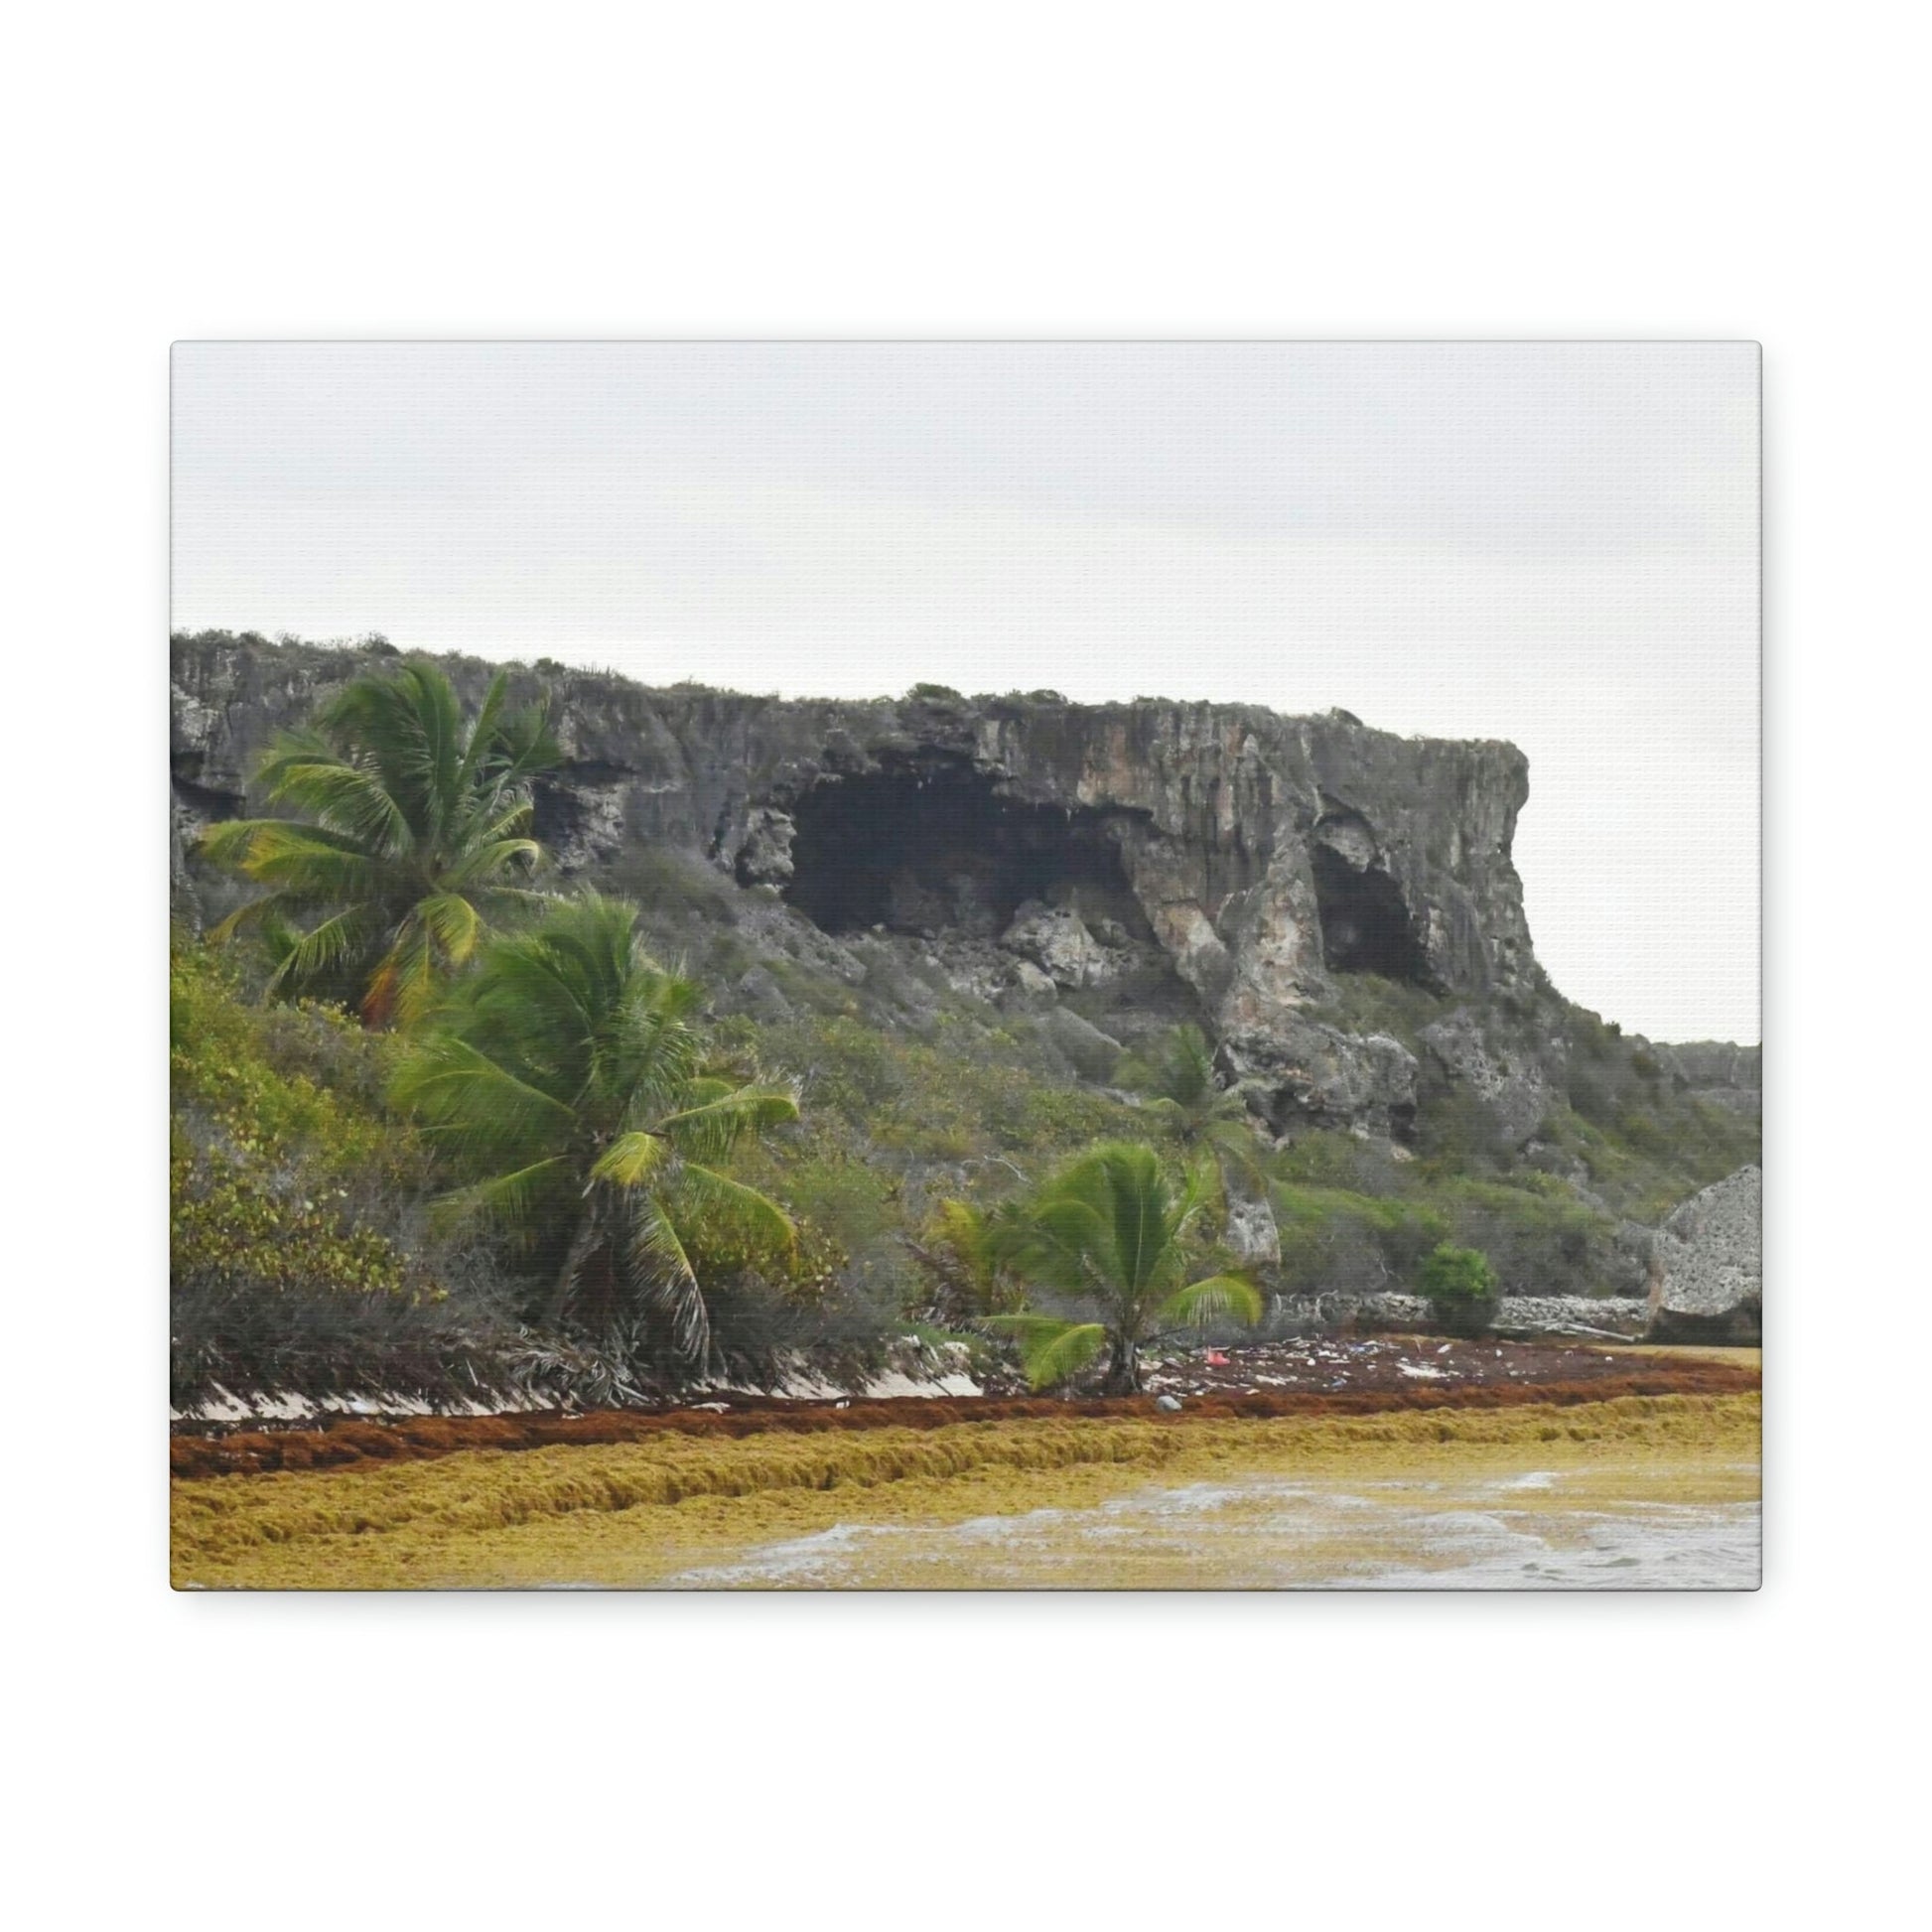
(204, 892), (278, 945)
(415, 892), (483, 967)
(656, 1084), (801, 1163)
(590, 1130), (673, 1188)
(440, 835), (543, 891)
(1010, 1193), (1113, 1297)
(487, 700), (560, 788)
(209, 822), (386, 900)
(1158, 1273), (1264, 1331)
(315, 664), (453, 837)
(391, 1035), (579, 1152)
(451, 671), (510, 800)
(264, 903), (385, 997)
(624, 1198), (711, 1362)
(604, 962), (706, 1118)
(982, 1314), (1109, 1391)
(364, 919), (444, 1030)
(250, 727), (342, 796)
(432, 1157), (575, 1233)
(1100, 1143), (1166, 1292)
(672, 1164), (796, 1256)
(258, 757), (413, 855)
(195, 818), (283, 869)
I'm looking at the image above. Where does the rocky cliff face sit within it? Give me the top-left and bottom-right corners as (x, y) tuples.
(170, 631), (1752, 1151)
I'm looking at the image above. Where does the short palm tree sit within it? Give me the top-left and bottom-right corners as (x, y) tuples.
(200, 660), (559, 1026)
(391, 894), (800, 1366)
(909, 1197), (1028, 1321)
(1118, 1024), (1266, 1181)
(986, 1141), (1261, 1394)
(1119, 1023), (1279, 1264)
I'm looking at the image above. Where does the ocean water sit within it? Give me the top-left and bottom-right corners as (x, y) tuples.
(657, 1464), (1761, 1590)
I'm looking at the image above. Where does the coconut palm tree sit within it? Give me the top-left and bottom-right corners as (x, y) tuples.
(986, 1141), (1261, 1394)
(1117, 1024), (1265, 1178)
(391, 894), (800, 1366)
(1118, 1023), (1280, 1266)
(200, 660), (559, 1026)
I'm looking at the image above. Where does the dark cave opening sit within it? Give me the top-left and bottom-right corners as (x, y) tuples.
(1311, 845), (1430, 981)
(780, 760), (1151, 940)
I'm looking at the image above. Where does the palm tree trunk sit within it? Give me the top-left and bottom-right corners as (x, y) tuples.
(542, 1213), (601, 1328)
(1101, 1333), (1142, 1395)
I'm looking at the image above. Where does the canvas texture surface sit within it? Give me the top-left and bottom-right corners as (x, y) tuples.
(169, 342), (1761, 1589)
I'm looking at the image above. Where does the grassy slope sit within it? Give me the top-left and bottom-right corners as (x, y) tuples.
(170, 847), (1758, 1402)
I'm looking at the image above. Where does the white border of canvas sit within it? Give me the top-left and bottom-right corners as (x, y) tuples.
(7, 3), (1918, 1924)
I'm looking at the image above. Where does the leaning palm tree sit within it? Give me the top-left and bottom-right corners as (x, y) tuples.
(391, 894), (800, 1367)
(200, 660), (558, 1026)
(986, 1141), (1261, 1394)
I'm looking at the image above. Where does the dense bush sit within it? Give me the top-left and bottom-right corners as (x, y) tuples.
(171, 1145), (412, 1298)
(1419, 1241), (1500, 1335)
(169, 933), (485, 1408)
(171, 935), (431, 1289)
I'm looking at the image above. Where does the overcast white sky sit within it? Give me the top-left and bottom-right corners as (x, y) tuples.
(172, 342), (1759, 1043)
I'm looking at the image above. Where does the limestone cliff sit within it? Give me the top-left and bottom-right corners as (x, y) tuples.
(170, 631), (1752, 1152)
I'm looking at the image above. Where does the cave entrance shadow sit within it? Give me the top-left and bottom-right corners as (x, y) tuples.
(1311, 844), (1430, 981)
(778, 759), (1150, 940)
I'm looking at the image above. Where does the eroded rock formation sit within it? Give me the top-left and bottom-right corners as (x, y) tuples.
(1647, 1166), (1763, 1343)
(170, 631), (1755, 1160)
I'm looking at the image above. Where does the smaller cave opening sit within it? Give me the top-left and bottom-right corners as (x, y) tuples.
(171, 771), (244, 822)
(1311, 845), (1430, 982)
(781, 759), (1151, 941)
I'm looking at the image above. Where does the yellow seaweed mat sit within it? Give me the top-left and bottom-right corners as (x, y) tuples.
(172, 1393), (1761, 1590)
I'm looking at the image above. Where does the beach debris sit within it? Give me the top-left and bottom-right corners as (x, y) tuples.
(689, 1401), (730, 1413)
(1155, 1394), (1184, 1412)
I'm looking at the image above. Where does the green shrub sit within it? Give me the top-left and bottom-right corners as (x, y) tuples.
(171, 934), (432, 1301)
(1426, 1174), (1614, 1296)
(1421, 1242), (1497, 1301)
(171, 1146), (413, 1298)
(769, 1152), (896, 1252)
(1420, 1242), (1499, 1335)
(1271, 1130), (1386, 1190)
(173, 933), (412, 1151)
